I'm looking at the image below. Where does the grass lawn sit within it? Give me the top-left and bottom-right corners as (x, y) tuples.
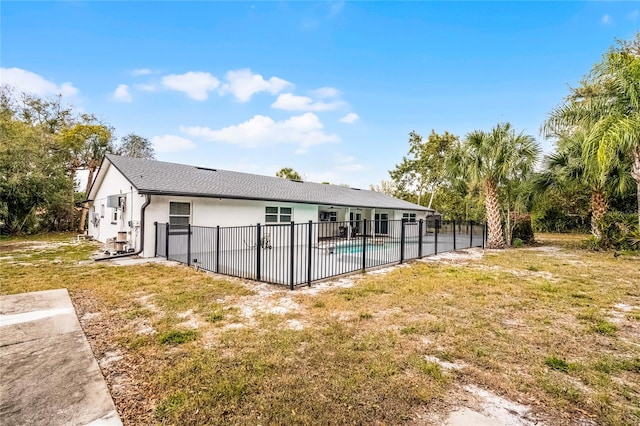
(1, 233), (639, 425)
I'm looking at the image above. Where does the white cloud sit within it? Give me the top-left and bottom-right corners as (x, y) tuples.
(132, 68), (153, 76)
(271, 93), (344, 111)
(134, 83), (156, 92)
(336, 162), (368, 172)
(181, 112), (339, 154)
(335, 154), (355, 163)
(113, 84), (132, 102)
(601, 14), (612, 25)
(626, 10), (639, 21)
(0, 67), (78, 97)
(162, 71), (220, 101)
(151, 134), (196, 152)
(312, 87), (340, 98)
(339, 112), (359, 124)
(334, 153), (368, 172)
(220, 68), (292, 102)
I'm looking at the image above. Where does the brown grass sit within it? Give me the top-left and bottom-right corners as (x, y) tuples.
(1, 233), (639, 425)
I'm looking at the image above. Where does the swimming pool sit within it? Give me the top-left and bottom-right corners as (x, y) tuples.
(332, 242), (394, 254)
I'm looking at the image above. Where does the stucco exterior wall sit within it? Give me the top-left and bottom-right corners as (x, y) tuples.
(88, 164), (144, 251)
(143, 196), (319, 257)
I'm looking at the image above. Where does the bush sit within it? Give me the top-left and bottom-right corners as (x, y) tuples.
(596, 212), (640, 251)
(511, 213), (534, 245)
(532, 208), (589, 233)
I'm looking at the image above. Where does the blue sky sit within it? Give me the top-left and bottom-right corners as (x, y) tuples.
(2, 1), (638, 189)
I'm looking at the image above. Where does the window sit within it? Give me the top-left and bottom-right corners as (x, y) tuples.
(265, 206), (292, 223)
(100, 204), (105, 218)
(319, 211), (337, 222)
(374, 213), (389, 234)
(111, 209), (118, 224)
(402, 212), (417, 223)
(170, 202), (191, 229)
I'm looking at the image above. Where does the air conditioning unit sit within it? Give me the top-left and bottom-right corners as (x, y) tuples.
(107, 194), (125, 209)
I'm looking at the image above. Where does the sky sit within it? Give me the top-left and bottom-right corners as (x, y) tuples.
(1, 1), (639, 189)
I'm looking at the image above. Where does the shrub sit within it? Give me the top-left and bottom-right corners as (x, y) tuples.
(511, 213), (534, 245)
(596, 212), (640, 251)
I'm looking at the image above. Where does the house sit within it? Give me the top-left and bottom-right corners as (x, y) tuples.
(86, 154), (435, 257)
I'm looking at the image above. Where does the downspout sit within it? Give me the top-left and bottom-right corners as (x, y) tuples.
(95, 194), (151, 261)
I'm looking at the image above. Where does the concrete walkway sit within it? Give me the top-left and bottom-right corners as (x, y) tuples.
(0, 289), (121, 426)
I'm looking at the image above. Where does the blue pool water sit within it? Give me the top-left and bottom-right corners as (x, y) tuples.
(333, 243), (393, 254)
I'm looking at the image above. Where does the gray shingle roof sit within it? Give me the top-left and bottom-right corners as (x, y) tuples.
(104, 154), (431, 211)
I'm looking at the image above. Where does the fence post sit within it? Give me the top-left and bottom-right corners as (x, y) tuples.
(256, 223), (261, 282)
(482, 222), (487, 250)
(362, 219), (367, 272)
(154, 222), (158, 257)
(187, 224), (192, 266)
(470, 222), (474, 248)
(400, 221), (405, 264)
(418, 219), (423, 258)
(307, 220), (313, 287)
(216, 225), (220, 272)
(452, 219), (457, 251)
(290, 221), (295, 290)
(165, 222), (170, 260)
(434, 219), (439, 255)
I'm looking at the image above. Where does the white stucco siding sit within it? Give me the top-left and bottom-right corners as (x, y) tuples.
(143, 196), (319, 257)
(142, 196), (431, 258)
(88, 163), (144, 250)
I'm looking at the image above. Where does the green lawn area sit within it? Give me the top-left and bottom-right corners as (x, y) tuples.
(1, 233), (639, 425)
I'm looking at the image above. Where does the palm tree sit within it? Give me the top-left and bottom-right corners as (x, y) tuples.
(447, 123), (540, 249)
(545, 34), (640, 229)
(537, 130), (632, 237)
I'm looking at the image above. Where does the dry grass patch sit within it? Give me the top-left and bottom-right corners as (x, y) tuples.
(2, 233), (639, 425)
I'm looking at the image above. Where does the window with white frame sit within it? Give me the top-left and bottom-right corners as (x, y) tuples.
(402, 212), (417, 223)
(111, 208), (118, 224)
(169, 202), (191, 229)
(265, 206), (292, 223)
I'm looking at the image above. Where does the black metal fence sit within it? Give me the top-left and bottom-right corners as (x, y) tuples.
(155, 219), (486, 289)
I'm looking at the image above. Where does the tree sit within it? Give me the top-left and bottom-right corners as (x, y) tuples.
(1, 85), (132, 234)
(0, 107), (71, 234)
(390, 131), (458, 208)
(446, 123), (540, 249)
(276, 167), (302, 181)
(537, 130), (632, 237)
(369, 180), (396, 196)
(116, 133), (155, 159)
(57, 115), (114, 231)
(544, 33), (640, 230)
